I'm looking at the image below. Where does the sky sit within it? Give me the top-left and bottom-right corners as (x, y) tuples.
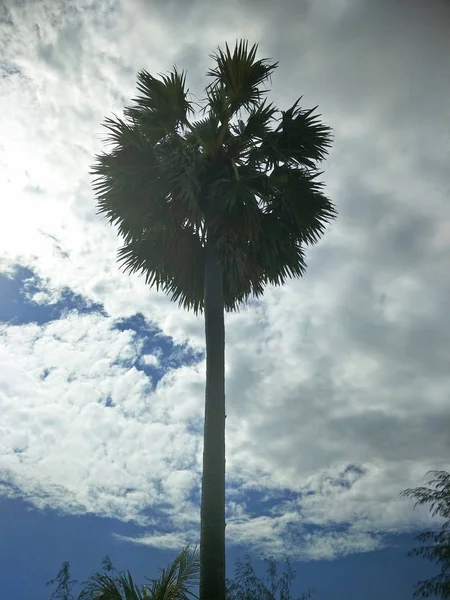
(0, 0), (449, 598)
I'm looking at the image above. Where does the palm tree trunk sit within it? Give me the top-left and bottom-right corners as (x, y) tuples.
(200, 236), (226, 600)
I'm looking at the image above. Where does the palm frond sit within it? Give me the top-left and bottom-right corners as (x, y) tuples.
(248, 99), (333, 169)
(124, 67), (193, 134)
(274, 99), (333, 167)
(92, 152), (163, 243)
(92, 123), (204, 244)
(78, 570), (133, 600)
(185, 115), (220, 155)
(100, 115), (147, 148)
(203, 84), (229, 125)
(216, 214), (307, 310)
(267, 167), (337, 245)
(173, 546), (200, 595)
(226, 101), (278, 163)
(145, 545), (200, 600)
(206, 40), (278, 116)
(78, 547), (199, 600)
(253, 213), (307, 284)
(117, 224), (205, 314)
(205, 174), (262, 243)
(239, 99), (278, 140)
(156, 134), (204, 227)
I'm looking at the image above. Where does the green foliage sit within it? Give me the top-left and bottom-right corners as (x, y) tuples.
(91, 39), (336, 314)
(225, 554), (314, 600)
(145, 545), (200, 600)
(46, 562), (77, 600)
(101, 556), (115, 573)
(125, 67), (194, 134)
(46, 547), (199, 600)
(47, 549), (315, 600)
(206, 41), (278, 117)
(77, 545), (199, 600)
(401, 470), (450, 598)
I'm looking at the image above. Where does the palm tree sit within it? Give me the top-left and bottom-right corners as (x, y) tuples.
(91, 40), (336, 600)
(78, 545), (200, 599)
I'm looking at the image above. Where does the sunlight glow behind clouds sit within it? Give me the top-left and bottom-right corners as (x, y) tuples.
(1, 0), (449, 561)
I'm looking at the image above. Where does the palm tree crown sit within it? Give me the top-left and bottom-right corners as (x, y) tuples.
(91, 40), (336, 313)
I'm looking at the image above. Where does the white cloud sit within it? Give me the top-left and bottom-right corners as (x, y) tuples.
(141, 354), (160, 368)
(1, 0), (449, 561)
(116, 531), (193, 552)
(0, 312), (203, 529)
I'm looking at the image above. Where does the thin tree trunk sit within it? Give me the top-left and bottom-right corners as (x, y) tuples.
(199, 237), (226, 600)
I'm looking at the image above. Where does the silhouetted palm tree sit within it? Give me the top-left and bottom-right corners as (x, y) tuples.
(91, 40), (336, 600)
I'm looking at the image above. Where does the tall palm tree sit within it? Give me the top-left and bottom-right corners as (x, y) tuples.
(91, 40), (336, 600)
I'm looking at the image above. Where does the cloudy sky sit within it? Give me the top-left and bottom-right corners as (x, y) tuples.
(1, 0), (449, 598)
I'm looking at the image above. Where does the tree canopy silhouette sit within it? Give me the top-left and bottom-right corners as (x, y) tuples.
(401, 470), (450, 598)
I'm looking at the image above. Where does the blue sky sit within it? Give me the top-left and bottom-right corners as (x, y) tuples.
(0, 246), (443, 600)
(1, 0), (450, 598)
(0, 498), (440, 600)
